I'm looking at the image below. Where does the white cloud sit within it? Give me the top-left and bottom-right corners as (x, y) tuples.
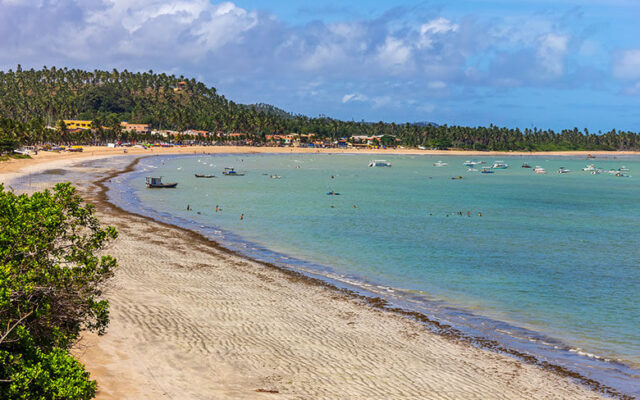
(613, 49), (640, 80)
(376, 37), (412, 71)
(419, 17), (458, 49)
(536, 33), (569, 78)
(342, 93), (368, 103)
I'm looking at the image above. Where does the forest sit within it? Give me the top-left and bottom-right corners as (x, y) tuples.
(0, 65), (638, 151)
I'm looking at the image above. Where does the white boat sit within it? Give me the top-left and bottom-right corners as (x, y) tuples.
(557, 167), (571, 174)
(582, 164), (596, 172)
(433, 161), (448, 167)
(492, 161), (509, 169)
(619, 166), (630, 172)
(368, 160), (392, 167)
(467, 167), (478, 172)
(145, 176), (178, 188)
(533, 166), (547, 174)
(463, 160), (483, 167)
(223, 167), (245, 176)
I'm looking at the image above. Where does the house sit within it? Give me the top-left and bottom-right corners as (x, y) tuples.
(63, 120), (92, 130)
(121, 122), (152, 134)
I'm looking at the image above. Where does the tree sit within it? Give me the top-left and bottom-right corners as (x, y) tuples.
(0, 183), (118, 399)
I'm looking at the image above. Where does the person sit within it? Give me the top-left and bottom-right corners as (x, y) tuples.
(467, 211), (471, 217)
(478, 212), (482, 217)
(353, 205), (357, 208)
(215, 205), (219, 212)
(187, 204), (190, 211)
(240, 213), (244, 220)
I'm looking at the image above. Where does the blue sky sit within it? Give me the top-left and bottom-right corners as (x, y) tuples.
(0, 0), (639, 131)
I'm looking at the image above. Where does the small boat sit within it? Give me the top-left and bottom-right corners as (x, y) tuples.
(492, 161), (508, 169)
(582, 164), (596, 172)
(270, 175), (281, 179)
(146, 176), (178, 188)
(222, 167), (245, 176)
(557, 167), (571, 174)
(327, 191), (341, 195)
(467, 167), (478, 172)
(195, 174), (216, 178)
(533, 166), (547, 174)
(615, 172), (630, 178)
(619, 166), (630, 172)
(481, 168), (494, 174)
(434, 161), (448, 167)
(587, 154), (596, 159)
(369, 160), (392, 167)
(463, 160), (482, 167)
(521, 163), (532, 168)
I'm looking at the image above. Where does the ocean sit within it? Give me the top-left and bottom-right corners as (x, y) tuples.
(20, 152), (640, 397)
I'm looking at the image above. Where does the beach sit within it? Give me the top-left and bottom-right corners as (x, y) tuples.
(0, 149), (622, 399)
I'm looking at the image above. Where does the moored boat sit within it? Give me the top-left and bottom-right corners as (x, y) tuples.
(481, 167), (494, 174)
(582, 164), (596, 172)
(195, 174), (216, 178)
(492, 161), (508, 169)
(521, 163), (532, 168)
(533, 166), (547, 174)
(222, 167), (245, 176)
(434, 161), (448, 167)
(146, 176), (178, 188)
(368, 160), (392, 167)
(557, 167), (570, 174)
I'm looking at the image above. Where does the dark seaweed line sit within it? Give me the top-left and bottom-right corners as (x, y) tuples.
(92, 155), (635, 400)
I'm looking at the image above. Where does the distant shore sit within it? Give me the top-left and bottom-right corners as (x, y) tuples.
(0, 149), (624, 400)
(2, 144), (639, 182)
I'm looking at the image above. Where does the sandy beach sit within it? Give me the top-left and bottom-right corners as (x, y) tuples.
(0, 149), (622, 399)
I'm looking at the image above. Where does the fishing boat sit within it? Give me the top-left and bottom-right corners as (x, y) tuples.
(533, 166), (547, 174)
(195, 174), (216, 178)
(145, 176), (178, 188)
(222, 167), (245, 176)
(480, 168), (494, 174)
(492, 161), (508, 169)
(582, 164), (596, 172)
(521, 163), (532, 168)
(368, 159), (392, 167)
(557, 167), (571, 174)
(433, 161), (448, 167)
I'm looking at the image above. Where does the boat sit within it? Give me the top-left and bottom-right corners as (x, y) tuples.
(222, 167), (245, 176)
(270, 175), (281, 179)
(368, 160), (392, 167)
(327, 191), (341, 195)
(467, 167), (478, 172)
(67, 146), (83, 152)
(533, 166), (547, 174)
(521, 163), (532, 168)
(480, 168), (494, 174)
(195, 174), (216, 178)
(433, 161), (448, 167)
(145, 176), (178, 188)
(582, 164), (596, 172)
(615, 172), (630, 178)
(587, 154), (596, 159)
(463, 160), (482, 167)
(557, 167), (571, 174)
(619, 166), (630, 172)
(492, 161), (508, 169)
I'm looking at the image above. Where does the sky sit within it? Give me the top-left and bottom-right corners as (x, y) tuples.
(0, 0), (639, 131)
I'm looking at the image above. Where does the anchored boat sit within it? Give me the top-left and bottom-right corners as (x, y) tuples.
(369, 160), (392, 167)
(145, 176), (178, 188)
(222, 167), (245, 176)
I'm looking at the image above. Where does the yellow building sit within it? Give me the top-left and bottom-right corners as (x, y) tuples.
(63, 120), (93, 130)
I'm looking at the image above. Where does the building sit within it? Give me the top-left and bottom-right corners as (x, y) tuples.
(121, 122), (152, 135)
(63, 120), (92, 130)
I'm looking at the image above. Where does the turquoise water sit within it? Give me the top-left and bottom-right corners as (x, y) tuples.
(111, 153), (639, 396)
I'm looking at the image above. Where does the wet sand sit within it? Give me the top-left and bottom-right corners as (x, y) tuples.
(1, 152), (615, 399)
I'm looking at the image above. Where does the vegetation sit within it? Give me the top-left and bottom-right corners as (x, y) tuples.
(0, 65), (639, 150)
(0, 183), (117, 399)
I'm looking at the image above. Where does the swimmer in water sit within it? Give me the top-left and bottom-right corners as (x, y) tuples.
(187, 204), (190, 211)
(478, 212), (482, 217)
(240, 213), (244, 220)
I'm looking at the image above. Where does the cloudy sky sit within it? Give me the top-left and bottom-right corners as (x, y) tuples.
(1, 0), (639, 131)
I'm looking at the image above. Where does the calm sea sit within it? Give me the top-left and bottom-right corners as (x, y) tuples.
(33, 153), (640, 396)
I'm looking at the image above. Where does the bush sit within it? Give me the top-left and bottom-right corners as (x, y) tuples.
(0, 183), (117, 399)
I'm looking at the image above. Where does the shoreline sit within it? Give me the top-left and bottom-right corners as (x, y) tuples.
(2, 152), (631, 399)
